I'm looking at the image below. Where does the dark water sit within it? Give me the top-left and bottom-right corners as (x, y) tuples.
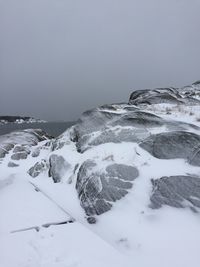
(0, 121), (75, 137)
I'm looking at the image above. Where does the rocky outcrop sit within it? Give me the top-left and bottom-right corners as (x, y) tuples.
(70, 105), (199, 153)
(129, 83), (200, 106)
(150, 176), (200, 212)
(0, 129), (52, 163)
(140, 131), (200, 166)
(76, 160), (139, 220)
(129, 88), (183, 105)
(24, 81), (200, 223)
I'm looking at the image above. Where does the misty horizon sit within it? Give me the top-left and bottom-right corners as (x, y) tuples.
(1, 0), (200, 121)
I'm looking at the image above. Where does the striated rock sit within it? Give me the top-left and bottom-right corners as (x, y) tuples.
(140, 131), (200, 166)
(49, 154), (71, 183)
(189, 147), (200, 166)
(129, 88), (183, 105)
(76, 160), (139, 219)
(70, 101), (200, 153)
(150, 176), (200, 211)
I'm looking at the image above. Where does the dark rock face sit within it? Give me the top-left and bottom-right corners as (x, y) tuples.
(28, 160), (49, 178)
(140, 131), (200, 166)
(49, 154), (71, 183)
(76, 160), (139, 218)
(150, 176), (200, 211)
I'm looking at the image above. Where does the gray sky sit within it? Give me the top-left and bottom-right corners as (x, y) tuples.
(1, 0), (200, 121)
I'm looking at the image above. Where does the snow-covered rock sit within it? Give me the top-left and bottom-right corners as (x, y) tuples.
(76, 160), (139, 221)
(0, 129), (52, 164)
(140, 131), (200, 165)
(129, 82), (200, 105)
(28, 159), (49, 178)
(1, 81), (200, 267)
(150, 175), (200, 211)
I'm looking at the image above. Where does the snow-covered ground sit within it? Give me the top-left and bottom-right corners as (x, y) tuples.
(1, 85), (200, 267)
(144, 103), (200, 126)
(1, 138), (200, 267)
(0, 141), (132, 267)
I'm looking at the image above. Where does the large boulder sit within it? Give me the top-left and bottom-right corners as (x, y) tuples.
(129, 88), (184, 105)
(129, 86), (200, 106)
(70, 103), (199, 153)
(76, 160), (139, 221)
(150, 176), (200, 211)
(140, 131), (200, 166)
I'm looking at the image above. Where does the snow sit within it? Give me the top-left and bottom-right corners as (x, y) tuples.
(0, 149), (131, 267)
(1, 136), (200, 266)
(1, 97), (200, 266)
(143, 103), (200, 127)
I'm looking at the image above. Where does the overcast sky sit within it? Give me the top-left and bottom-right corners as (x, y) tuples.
(1, 0), (200, 121)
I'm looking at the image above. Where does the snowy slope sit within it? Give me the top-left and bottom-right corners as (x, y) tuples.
(1, 82), (200, 267)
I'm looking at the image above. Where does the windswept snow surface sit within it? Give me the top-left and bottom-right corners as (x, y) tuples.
(0, 140), (131, 267)
(1, 83), (200, 267)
